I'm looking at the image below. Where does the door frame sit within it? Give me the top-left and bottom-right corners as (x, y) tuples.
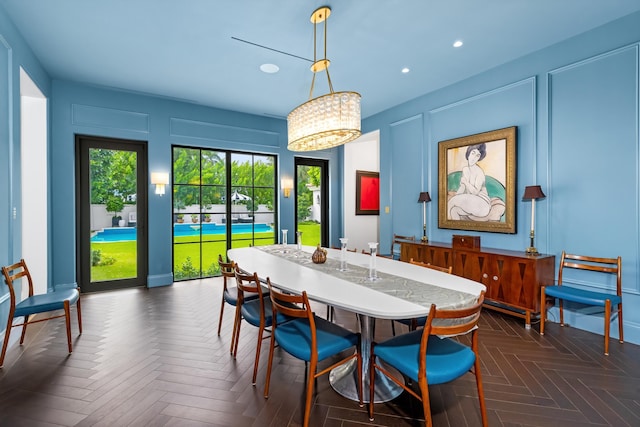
(75, 134), (148, 292)
(294, 157), (329, 247)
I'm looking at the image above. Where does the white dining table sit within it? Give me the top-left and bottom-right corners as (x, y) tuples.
(227, 244), (486, 403)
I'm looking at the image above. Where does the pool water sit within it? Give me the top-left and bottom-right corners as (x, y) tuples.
(91, 223), (274, 242)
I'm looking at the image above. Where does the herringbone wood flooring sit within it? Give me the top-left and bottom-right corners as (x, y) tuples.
(0, 278), (638, 426)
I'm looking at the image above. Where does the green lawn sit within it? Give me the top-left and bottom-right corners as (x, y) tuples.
(298, 221), (321, 246)
(92, 223), (322, 281)
(91, 231), (275, 281)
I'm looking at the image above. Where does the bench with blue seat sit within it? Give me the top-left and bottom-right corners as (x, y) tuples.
(540, 251), (623, 355)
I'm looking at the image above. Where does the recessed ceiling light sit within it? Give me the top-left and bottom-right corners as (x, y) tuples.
(401, 67), (410, 74)
(453, 40), (463, 48)
(260, 63), (279, 73)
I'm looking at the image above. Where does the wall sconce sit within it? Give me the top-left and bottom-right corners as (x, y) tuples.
(522, 185), (546, 255)
(281, 177), (293, 198)
(151, 172), (169, 196)
(417, 192), (431, 242)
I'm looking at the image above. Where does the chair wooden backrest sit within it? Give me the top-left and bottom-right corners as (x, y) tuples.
(391, 234), (415, 258)
(234, 270), (266, 305)
(409, 258), (453, 274)
(218, 254), (237, 291)
(267, 281), (312, 325)
(558, 252), (621, 294)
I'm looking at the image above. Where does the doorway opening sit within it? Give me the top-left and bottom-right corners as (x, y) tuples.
(295, 158), (329, 247)
(20, 67), (48, 294)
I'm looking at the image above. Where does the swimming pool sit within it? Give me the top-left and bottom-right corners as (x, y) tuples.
(91, 223), (274, 242)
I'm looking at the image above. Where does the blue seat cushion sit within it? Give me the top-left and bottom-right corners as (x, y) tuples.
(223, 286), (264, 306)
(14, 289), (79, 318)
(274, 316), (359, 362)
(240, 297), (288, 328)
(374, 330), (476, 385)
(545, 285), (622, 307)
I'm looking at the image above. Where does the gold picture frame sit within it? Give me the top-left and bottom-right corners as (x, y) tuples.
(438, 126), (517, 233)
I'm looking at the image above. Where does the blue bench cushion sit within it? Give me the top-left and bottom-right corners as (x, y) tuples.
(274, 316), (358, 362)
(14, 289), (79, 318)
(545, 285), (621, 307)
(375, 330), (476, 385)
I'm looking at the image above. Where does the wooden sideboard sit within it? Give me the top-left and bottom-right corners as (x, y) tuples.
(400, 241), (555, 327)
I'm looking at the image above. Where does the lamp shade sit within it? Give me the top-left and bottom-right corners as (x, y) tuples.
(418, 192), (431, 203)
(522, 185), (545, 200)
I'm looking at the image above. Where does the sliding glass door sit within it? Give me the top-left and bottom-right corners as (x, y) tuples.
(172, 147), (277, 281)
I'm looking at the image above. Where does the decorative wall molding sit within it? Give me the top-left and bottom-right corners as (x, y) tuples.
(170, 117), (279, 147)
(429, 76), (537, 114)
(72, 104), (150, 133)
(546, 43), (639, 295)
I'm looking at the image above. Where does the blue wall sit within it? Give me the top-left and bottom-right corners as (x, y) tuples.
(49, 81), (343, 289)
(365, 11), (640, 343)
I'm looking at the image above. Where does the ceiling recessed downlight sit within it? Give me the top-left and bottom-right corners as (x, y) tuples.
(453, 40), (463, 48)
(401, 67), (410, 74)
(260, 63), (280, 73)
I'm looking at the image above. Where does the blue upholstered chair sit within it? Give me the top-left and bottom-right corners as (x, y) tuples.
(391, 259), (453, 335)
(216, 255), (263, 352)
(540, 251), (623, 355)
(369, 291), (487, 427)
(231, 270), (283, 385)
(1, 259), (82, 367)
(263, 281), (362, 427)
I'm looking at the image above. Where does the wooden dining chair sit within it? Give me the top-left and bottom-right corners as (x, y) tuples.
(391, 259), (453, 335)
(409, 257), (453, 274)
(231, 270), (285, 385)
(540, 251), (623, 355)
(263, 281), (363, 427)
(390, 234), (415, 260)
(217, 255), (265, 352)
(1, 259), (82, 367)
(360, 249), (393, 259)
(369, 291), (487, 427)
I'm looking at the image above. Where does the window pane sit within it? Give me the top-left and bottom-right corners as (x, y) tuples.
(173, 243), (201, 280)
(173, 185), (201, 212)
(173, 148), (201, 185)
(231, 153), (253, 186)
(202, 150), (225, 185)
(254, 155), (275, 187)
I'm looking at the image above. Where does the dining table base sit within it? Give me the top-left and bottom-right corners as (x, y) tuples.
(329, 314), (405, 403)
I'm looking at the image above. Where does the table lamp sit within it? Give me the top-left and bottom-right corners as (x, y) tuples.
(522, 185), (545, 255)
(418, 192), (431, 242)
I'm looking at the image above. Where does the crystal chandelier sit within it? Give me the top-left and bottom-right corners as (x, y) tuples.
(287, 6), (361, 152)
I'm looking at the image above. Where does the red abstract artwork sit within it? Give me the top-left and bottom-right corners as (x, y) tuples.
(355, 170), (380, 215)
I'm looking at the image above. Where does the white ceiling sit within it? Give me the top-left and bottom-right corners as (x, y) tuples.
(3, 0), (640, 119)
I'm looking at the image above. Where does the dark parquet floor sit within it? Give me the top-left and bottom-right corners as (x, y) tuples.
(0, 277), (638, 426)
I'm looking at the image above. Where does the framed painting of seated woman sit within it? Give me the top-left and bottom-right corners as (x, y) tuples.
(438, 126), (516, 233)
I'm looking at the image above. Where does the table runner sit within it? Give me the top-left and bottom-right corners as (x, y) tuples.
(258, 245), (477, 310)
